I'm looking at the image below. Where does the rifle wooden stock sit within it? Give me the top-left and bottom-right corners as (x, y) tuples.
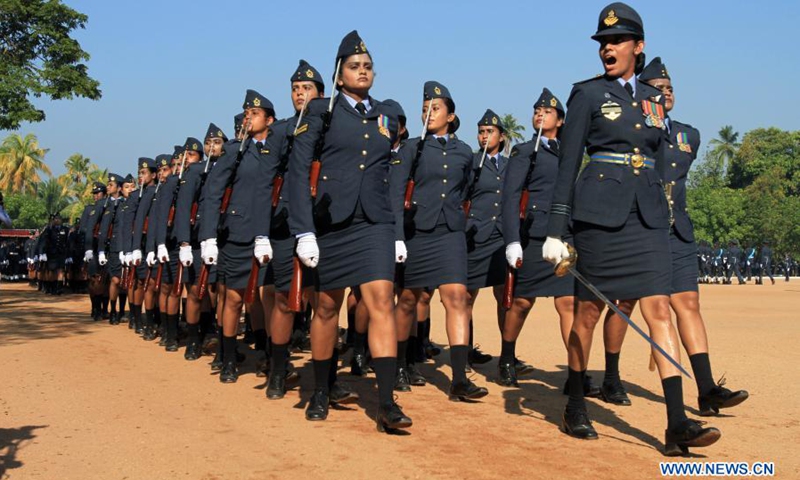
(243, 257), (260, 304)
(172, 263), (183, 296)
(166, 205), (176, 228)
(403, 179), (416, 211)
(142, 217), (149, 235)
(154, 263), (163, 291)
(220, 187), (232, 214)
(519, 191), (530, 220)
(271, 176), (284, 208)
(502, 260), (522, 310)
(197, 264), (209, 300)
(189, 202), (198, 226)
(126, 264), (137, 289)
(120, 265), (129, 289)
(463, 200), (472, 218)
(93, 223), (100, 238)
(309, 160), (321, 198)
(287, 256), (303, 312)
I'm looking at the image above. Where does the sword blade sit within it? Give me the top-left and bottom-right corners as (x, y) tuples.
(567, 266), (692, 379)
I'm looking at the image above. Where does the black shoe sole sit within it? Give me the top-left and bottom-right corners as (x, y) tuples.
(377, 417), (412, 432)
(449, 389), (489, 401)
(560, 423), (599, 440)
(699, 391), (749, 416)
(600, 388), (632, 406)
(664, 428), (721, 456)
(330, 393), (359, 405)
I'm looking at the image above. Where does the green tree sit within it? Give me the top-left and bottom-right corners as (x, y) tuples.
(64, 153), (91, 184)
(0, 132), (51, 194)
(38, 177), (71, 216)
(500, 114), (526, 155)
(707, 125), (740, 174)
(2, 192), (48, 229)
(0, 0), (102, 129)
(728, 128), (800, 195)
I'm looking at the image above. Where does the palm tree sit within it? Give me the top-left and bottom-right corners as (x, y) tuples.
(709, 125), (740, 171)
(500, 114), (526, 155)
(38, 178), (72, 216)
(64, 153), (91, 184)
(0, 133), (52, 194)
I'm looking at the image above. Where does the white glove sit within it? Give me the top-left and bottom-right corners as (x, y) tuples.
(505, 242), (523, 269)
(27, 257), (33, 264)
(542, 236), (570, 265)
(395, 240), (407, 263)
(40, 253), (47, 262)
(146, 251), (157, 267)
(157, 244), (169, 263)
(119, 252), (125, 264)
(124, 252), (133, 266)
(254, 236), (272, 266)
(132, 249), (142, 266)
(65, 257), (73, 265)
(201, 238), (218, 265)
(33, 255), (39, 263)
(179, 245), (193, 267)
(84, 250), (94, 262)
(296, 234), (319, 268)
(98, 251), (107, 266)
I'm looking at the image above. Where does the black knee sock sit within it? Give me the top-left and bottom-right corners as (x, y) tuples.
(119, 293), (127, 315)
(271, 342), (289, 376)
(133, 305), (143, 327)
(397, 340), (408, 368)
(689, 353), (715, 396)
(199, 311), (212, 338)
(110, 298), (117, 313)
(419, 318), (431, 342)
(222, 335), (238, 364)
(253, 328), (268, 353)
(215, 329), (223, 359)
(90, 296), (99, 314)
(468, 318), (475, 348)
(313, 358), (332, 393)
(450, 345), (469, 384)
(187, 322), (201, 344)
(145, 309), (155, 329)
(346, 309), (355, 344)
(566, 369), (587, 412)
(373, 357), (397, 407)
(101, 297), (109, 314)
(167, 314), (179, 341)
(406, 336), (418, 365)
(662, 376), (688, 430)
(500, 340), (516, 365)
(353, 331), (367, 355)
(604, 351), (621, 384)
(328, 350), (339, 389)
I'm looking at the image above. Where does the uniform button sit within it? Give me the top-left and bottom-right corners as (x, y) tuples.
(599, 174), (604, 179)
(633, 147), (640, 154)
(322, 175), (328, 180)
(443, 179), (447, 184)
(362, 150), (367, 156)
(671, 162), (677, 168)
(532, 205), (537, 209)
(442, 152), (447, 156)
(443, 165), (448, 169)
(496, 176), (501, 180)
(469, 213), (474, 218)
(632, 101), (638, 107)
(364, 134), (369, 139)
(440, 193), (446, 198)
(669, 200), (674, 205)
(669, 144), (674, 149)
(231, 210), (236, 214)
(494, 202), (499, 207)
(362, 119), (367, 124)
(670, 181), (676, 186)
(359, 164), (365, 170)
(633, 169), (640, 176)
(496, 189), (500, 194)
(491, 216), (496, 221)
(635, 123), (642, 130)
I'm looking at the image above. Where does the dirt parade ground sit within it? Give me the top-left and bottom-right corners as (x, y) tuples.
(0, 281), (797, 479)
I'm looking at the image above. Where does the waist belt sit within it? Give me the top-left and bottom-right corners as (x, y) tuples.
(590, 152), (655, 169)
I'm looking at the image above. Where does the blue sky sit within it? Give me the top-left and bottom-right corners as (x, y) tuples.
(5, 0), (800, 177)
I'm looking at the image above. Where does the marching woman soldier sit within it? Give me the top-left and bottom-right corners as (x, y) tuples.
(288, 30), (412, 431)
(602, 57), (748, 416)
(200, 89), (279, 384)
(97, 173), (124, 324)
(465, 109), (508, 370)
(259, 60), (325, 398)
(175, 125), (228, 361)
(393, 81), (489, 401)
(154, 140), (203, 351)
(541, 3), (721, 454)
(129, 157), (159, 334)
(503, 89), (600, 394)
(82, 182), (106, 318)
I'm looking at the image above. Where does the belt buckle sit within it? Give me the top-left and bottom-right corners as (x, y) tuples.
(630, 154), (645, 169)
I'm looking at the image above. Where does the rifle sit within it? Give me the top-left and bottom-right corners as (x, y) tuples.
(198, 118), (252, 301)
(93, 196), (110, 238)
(167, 150), (188, 229)
(309, 59), (341, 199)
(190, 144), (218, 227)
(272, 94), (308, 208)
(243, 257), (260, 304)
(463, 139), (490, 217)
(403, 102), (434, 210)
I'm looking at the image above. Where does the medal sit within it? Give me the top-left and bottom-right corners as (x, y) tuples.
(641, 100), (665, 129)
(677, 132), (692, 152)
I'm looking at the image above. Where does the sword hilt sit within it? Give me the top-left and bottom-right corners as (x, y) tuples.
(554, 243), (577, 278)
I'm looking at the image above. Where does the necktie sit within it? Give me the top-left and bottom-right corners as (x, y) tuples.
(548, 139), (560, 157)
(355, 102), (367, 115)
(256, 141), (263, 151)
(492, 156), (500, 170)
(437, 137), (447, 146)
(624, 82), (634, 98)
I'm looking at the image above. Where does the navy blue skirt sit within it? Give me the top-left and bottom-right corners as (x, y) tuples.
(218, 239), (254, 290)
(404, 222), (467, 289)
(670, 228), (699, 294)
(467, 230), (506, 290)
(107, 251), (123, 278)
(515, 236), (576, 298)
(181, 248), (202, 285)
(260, 235), (313, 292)
(159, 244), (180, 285)
(573, 209), (670, 301)
(315, 208), (394, 292)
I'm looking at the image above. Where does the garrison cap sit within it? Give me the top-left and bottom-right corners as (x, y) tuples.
(91, 182), (106, 194)
(108, 173), (123, 185)
(123, 174), (135, 184)
(205, 123), (228, 142)
(184, 137), (204, 156)
(638, 56), (670, 82)
(138, 157), (157, 171)
(233, 113), (244, 133)
(336, 30), (369, 66)
(381, 99), (407, 142)
(156, 154), (172, 168)
(534, 88), (565, 116)
(591, 2), (644, 41)
(477, 109), (505, 133)
(243, 89), (274, 112)
(423, 81), (459, 133)
(292, 59), (324, 91)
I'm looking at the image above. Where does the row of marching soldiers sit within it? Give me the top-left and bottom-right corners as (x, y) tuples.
(75, 19), (748, 452)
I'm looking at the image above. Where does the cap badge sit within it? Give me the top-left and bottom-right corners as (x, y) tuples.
(491, 116), (498, 125)
(358, 41), (366, 52)
(306, 69), (314, 78)
(253, 97), (261, 107)
(604, 9), (619, 26)
(434, 86), (441, 96)
(550, 98), (558, 107)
